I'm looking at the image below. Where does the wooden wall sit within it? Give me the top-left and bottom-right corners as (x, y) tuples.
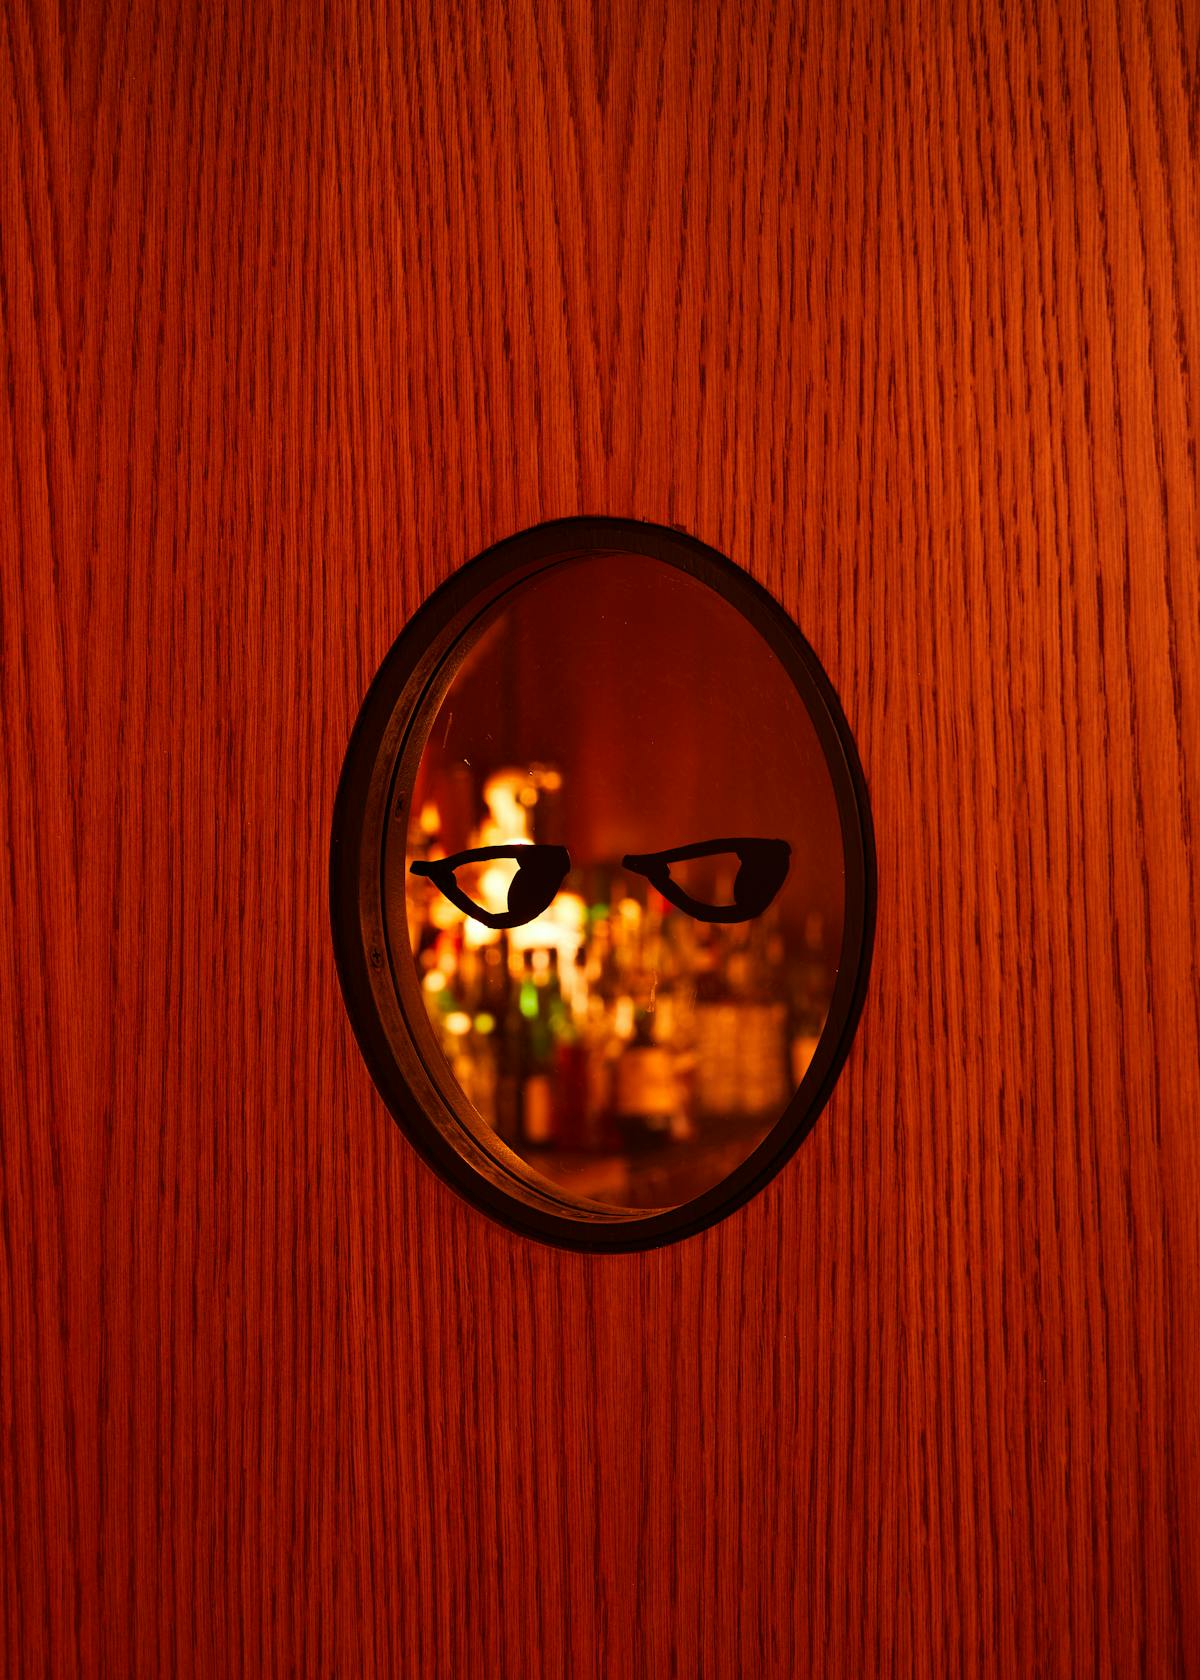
(2, 0), (1198, 1673)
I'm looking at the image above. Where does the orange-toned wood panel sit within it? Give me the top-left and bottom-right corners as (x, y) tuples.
(2, 0), (1198, 1673)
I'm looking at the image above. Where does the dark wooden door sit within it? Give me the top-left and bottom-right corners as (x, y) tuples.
(4, 1), (1199, 1673)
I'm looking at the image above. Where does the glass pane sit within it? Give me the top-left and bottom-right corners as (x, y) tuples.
(390, 552), (845, 1213)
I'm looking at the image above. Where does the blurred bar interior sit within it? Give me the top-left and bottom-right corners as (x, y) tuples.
(402, 555), (843, 1211)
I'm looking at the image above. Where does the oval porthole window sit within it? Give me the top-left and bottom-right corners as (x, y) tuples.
(330, 519), (875, 1250)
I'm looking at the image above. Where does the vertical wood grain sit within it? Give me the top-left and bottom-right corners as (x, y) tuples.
(2, 0), (1198, 1673)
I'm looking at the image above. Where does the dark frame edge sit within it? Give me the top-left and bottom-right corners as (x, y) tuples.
(329, 516), (877, 1254)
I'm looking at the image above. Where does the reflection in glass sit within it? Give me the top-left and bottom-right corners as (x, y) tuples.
(391, 554), (845, 1213)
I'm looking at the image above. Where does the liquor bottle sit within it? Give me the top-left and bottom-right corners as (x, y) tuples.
(493, 946), (528, 1144)
(462, 938), (508, 1129)
(643, 963), (696, 1143)
(531, 948), (582, 1147)
(520, 950), (555, 1146)
(735, 916), (789, 1116)
(612, 1003), (682, 1150)
(536, 947), (568, 1038)
(691, 931), (740, 1118)
(581, 912), (621, 1142)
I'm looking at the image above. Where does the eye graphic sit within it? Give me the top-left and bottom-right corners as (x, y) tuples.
(621, 837), (791, 924)
(409, 843), (571, 930)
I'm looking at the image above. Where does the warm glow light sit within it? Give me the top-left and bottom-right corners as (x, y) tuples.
(477, 860), (519, 912)
(423, 970), (447, 993)
(509, 916), (584, 956)
(554, 891), (586, 930)
(444, 1011), (472, 1037)
(481, 773), (531, 844)
(427, 893), (464, 931)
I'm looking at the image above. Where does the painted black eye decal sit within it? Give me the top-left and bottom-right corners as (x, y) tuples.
(410, 838), (788, 927)
(620, 837), (791, 924)
(409, 843), (571, 930)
